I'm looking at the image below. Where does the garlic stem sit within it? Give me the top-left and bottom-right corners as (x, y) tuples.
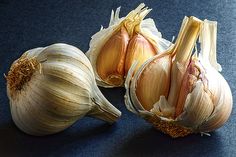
(168, 17), (202, 110)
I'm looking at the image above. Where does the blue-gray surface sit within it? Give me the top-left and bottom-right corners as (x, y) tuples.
(0, 0), (235, 156)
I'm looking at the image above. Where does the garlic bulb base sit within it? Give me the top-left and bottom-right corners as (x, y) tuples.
(147, 115), (192, 138)
(6, 55), (40, 98)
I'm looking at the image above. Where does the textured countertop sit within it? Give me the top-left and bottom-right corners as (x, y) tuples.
(0, 0), (235, 156)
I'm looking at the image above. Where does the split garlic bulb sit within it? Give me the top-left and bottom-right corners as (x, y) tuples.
(6, 43), (121, 136)
(125, 17), (233, 138)
(86, 3), (171, 87)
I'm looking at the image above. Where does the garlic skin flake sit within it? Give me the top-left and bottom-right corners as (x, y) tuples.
(6, 43), (121, 136)
(86, 3), (171, 87)
(125, 17), (233, 138)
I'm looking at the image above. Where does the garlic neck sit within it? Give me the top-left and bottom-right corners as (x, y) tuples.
(173, 17), (202, 64)
(88, 85), (121, 123)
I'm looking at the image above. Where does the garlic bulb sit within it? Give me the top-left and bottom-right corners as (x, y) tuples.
(86, 3), (171, 87)
(6, 43), (121, 136)
(125, 17), (233, 138)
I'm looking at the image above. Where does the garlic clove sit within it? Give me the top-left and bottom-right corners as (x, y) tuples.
(124, 33), (157, 75)
(176, 81), (214, 128)
(196, 70), (232, 132)
(96, 26), (129, 86)
(135, 54), (172, 111)
(174, 56), (203, 117)
(86, 3), (171, 87)
(6, 43), (121, 136)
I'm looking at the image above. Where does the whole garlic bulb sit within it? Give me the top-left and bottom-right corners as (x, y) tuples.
(6, 43), (121, 136)
(125, 17), (233, 138)
(86, 3), (171, 87)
